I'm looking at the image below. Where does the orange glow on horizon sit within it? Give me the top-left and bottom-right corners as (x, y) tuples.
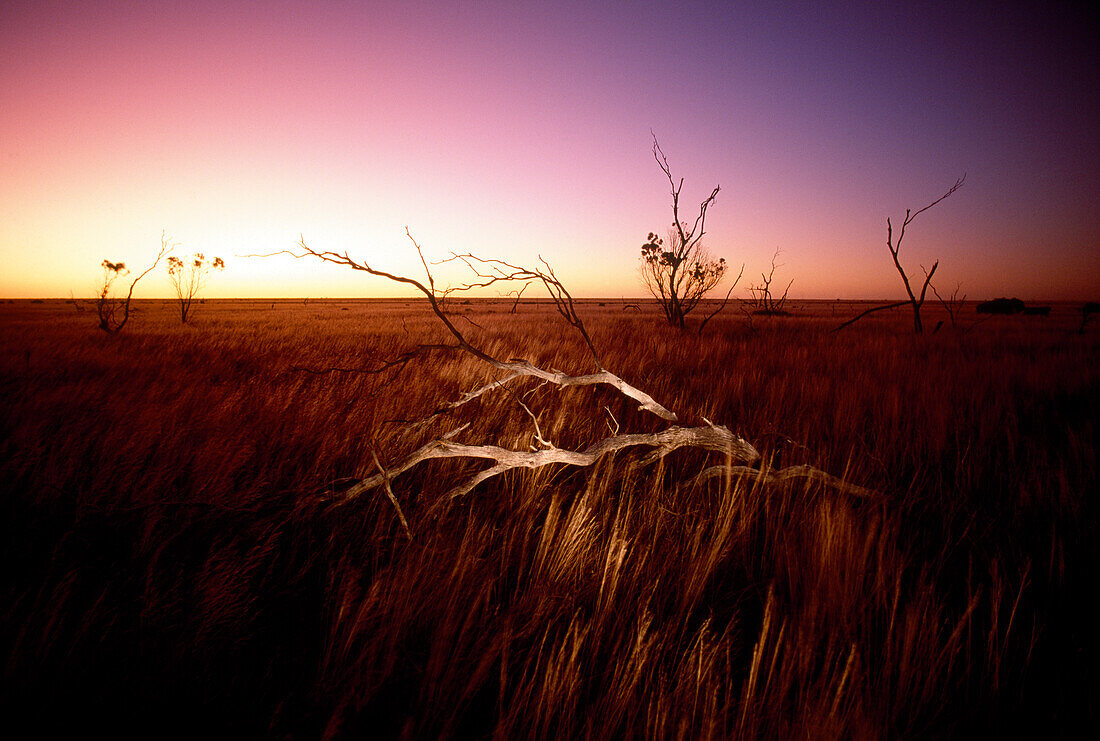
(2, 1), (1096, 301)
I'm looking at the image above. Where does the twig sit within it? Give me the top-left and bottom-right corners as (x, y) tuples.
(371, 448), (412, 540)
(834, 302), (908, 331)
(698, 263), (745, 333)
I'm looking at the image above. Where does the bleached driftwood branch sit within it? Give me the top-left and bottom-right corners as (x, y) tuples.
(340, 422), (761, 503)
(261, 229), (872, 512)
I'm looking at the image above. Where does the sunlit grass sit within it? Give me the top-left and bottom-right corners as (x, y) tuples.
(1, 298), (1095, 737)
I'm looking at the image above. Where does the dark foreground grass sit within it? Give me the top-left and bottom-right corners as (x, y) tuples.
(1, 298), (1096, 738)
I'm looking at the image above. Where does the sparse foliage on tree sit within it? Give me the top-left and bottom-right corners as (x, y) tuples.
(641, 135), (737, 329)
(96, 232), (171, 334)
(166, 252), (225, 323)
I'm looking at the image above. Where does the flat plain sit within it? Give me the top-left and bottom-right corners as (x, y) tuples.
(1, 297), (1096, 738)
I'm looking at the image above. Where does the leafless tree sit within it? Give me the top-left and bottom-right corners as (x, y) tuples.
(835, 177), (965, 333)
(96, 232), (172, 334)
(166, 252), (225, 323)
(886, 176), (966, 333)
(747, 248), (793, 315)
(259, 229), (871, 535)
(641, 134), (736, 329)
(503, 282), (529, 313)
(929, 280), (966, 330)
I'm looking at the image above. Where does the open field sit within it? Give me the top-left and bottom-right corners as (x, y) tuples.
(2, 297), (1097, 738)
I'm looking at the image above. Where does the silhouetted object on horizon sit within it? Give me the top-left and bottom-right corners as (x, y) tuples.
(641, 133), (742, 330)
(167, 252), (225, 323)
(96, 231), (171, 334)
(884, 175), (966, 333)
(747, 248), (793, 315)
(977, 298), (1026, 315)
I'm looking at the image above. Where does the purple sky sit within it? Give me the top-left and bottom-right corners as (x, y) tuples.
(2, 0), (1096, 299)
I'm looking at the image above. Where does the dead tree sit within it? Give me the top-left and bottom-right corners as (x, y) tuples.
(747, 248), (793, 315)
(641, 134), (734, 329)
(929, 280), (966, 330)
(885, 176), (965, 333)
(269, 230), (871, 535)
(96, 231), (172, 334)
(504, 282), (529, 313)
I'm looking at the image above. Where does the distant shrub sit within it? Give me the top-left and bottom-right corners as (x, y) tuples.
(166, 253), (225, 323)
(977, 297), (1026, 315)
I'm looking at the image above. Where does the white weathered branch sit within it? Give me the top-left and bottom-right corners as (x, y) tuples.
(255, 228), (873, 516)
(340, 423), (761, 503)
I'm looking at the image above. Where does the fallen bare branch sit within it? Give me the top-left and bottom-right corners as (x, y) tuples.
(834, 301), (909, 331)
(371, 448), (412, 540)
(261, 229), (873, 514)
(691, 463), (874, 497)
(339, 422), (761, 503)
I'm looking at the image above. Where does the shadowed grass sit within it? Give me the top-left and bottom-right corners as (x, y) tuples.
(1, 298), (1096, 738)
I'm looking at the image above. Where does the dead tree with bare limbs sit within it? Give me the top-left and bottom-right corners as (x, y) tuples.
(96, 231), (172, 334)
(747, 248), (793, 315)
(264, 229), (871, 538)
(641, 135), (738, 329)
(834, 177), (965, 333)
(929, 280), (966, 331)
(886, 176), (966, 334)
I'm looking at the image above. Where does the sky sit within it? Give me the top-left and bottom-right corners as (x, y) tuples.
(2, 0), (1097, 300)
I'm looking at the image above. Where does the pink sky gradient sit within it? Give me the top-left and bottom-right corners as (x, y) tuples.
(2, 0), (1097, 300)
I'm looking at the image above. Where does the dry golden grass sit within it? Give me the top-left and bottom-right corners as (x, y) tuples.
(1, 297), (1096, 738)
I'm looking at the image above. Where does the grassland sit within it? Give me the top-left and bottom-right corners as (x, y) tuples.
(1, 297), (1096, 738)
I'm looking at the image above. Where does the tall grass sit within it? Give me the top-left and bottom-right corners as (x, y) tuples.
(1, 298), (1096, 737)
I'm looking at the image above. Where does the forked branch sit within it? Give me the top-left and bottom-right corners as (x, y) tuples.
(268, 229), (872, 510)
(339, 422), (761, 503)
(278, 230), (677, 422)
(885, 176), (965, 333)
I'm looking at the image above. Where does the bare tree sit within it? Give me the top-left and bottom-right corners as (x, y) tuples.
(67, 290), (84, 313)
(166, 252), (225, 323)
(96, 232), (172, 334)
(885, 176), (966, 333)
(503, 282), (529, 313)
(747, 248), (793, 315)
(929, 280), (966, 331)
(257, 229), (871, 535)
(641, 135), (734, 329)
